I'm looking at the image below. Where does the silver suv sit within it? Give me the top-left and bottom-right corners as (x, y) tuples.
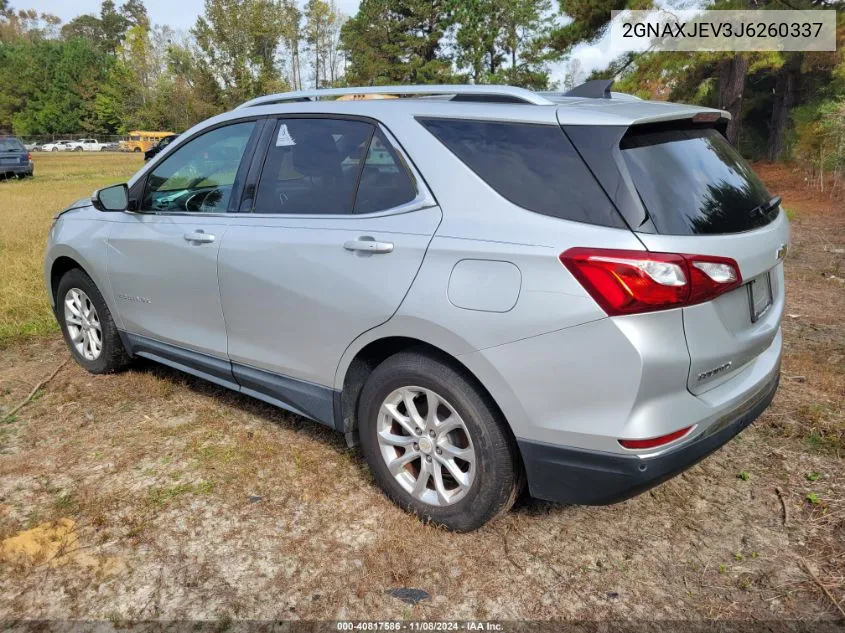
(44, 83), (788, 531)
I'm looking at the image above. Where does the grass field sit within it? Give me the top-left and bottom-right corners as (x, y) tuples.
(0, 155), (842, 621)
(0, 153), (142, 343)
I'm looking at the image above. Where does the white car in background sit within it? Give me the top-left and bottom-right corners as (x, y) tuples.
(41, 140), (73, 152)
(66, 138), (108, 152)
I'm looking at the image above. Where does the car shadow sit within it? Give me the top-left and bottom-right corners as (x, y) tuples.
(128, 356), (565, 520)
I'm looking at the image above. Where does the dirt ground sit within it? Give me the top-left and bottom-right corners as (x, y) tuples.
(0, 163), (842, 622)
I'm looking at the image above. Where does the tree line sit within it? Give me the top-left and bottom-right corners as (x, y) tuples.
(0, 0), (843, 183)
(0, 0), (349, 135)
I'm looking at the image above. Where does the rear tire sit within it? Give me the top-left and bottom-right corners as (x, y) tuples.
(358, 349), (521, 532)
(56, 269), (130, 374)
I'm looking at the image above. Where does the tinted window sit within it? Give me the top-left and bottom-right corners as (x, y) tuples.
(143, 122), (255, 213)
(254, 118), (374, 215)
(0, 137), (25, 152)
(621, 128), (773, 235)
(354, 129), (417, 214)
(419, 118), (622, 227)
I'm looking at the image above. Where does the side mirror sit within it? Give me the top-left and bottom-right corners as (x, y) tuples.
(92, 183), (129, 212)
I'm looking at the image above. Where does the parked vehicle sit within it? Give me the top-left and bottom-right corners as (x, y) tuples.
(44, 83), (787, 531)
(120, 130), (174, 153)
(0, 135), (33, 178)
(23, 141), (39, 151)
(143, 134), (178, 162)
(41, 140), (73, 152)
(66, 138), (109, 152)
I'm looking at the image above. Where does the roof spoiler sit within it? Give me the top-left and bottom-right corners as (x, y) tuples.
(563, 79), (613, 99)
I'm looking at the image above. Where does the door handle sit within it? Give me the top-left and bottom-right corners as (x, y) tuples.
(184, 231), (216, 244)
(343, 238), (393, 254)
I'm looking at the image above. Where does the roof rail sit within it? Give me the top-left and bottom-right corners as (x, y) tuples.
(235, 85), (555, 109)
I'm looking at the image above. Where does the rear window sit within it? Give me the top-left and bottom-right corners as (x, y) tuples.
(0, 138), (25, 152)
(418, 118), (624, 228)
(621, 127), (774, 235)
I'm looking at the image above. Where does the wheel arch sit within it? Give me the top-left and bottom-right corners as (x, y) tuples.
(47, 244), (121, 330)
(336, 327), (523, 455)
(50, 255), (88, 307)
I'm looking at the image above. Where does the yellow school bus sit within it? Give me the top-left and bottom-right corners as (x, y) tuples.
(121, 131), (174, 153)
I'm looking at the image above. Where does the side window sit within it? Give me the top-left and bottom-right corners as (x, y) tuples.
(253, 118), (373, 215)
(353, 129), (417, 214)
(142, 121), (255, 213)
(418, 118), (621, 227)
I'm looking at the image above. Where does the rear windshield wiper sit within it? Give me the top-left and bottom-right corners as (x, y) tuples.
(748, 196), (781, 219)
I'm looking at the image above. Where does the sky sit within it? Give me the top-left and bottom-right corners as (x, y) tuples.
(30, 0), (362, 30)
(27, 0), (617, 87)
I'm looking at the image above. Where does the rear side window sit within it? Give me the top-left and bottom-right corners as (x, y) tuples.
(254, 119), (418, 215)
(418, 118), (624, 227)
(254, 118), (373, 215)
(621, 127), (773, 235)
(354, 129), (417, 214)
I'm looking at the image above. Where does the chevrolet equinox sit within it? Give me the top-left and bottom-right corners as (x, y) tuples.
(44, 82), (787, 531)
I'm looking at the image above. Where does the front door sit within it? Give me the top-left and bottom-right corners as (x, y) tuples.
(108, 120), (260, 365)
(217, 117), (440, 422)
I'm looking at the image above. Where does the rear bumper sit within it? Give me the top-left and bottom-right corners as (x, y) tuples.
(1, 163), (32, 175)
(518, 368), (779, 505)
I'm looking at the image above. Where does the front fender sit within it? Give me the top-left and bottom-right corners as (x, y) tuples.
(45, 218), (122, 330)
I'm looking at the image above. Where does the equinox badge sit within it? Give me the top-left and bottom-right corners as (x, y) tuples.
(698, 362), (732, 382)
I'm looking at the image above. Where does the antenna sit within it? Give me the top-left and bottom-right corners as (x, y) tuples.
(563, 80), (614, 99)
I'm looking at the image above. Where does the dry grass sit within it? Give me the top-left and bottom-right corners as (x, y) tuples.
(0, 153), (141, 344)
(754, 163), (845, 455)
(0, 159), (842, 621)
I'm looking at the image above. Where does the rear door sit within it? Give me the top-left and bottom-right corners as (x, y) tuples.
(616, 125), (789, 393)
(218, 116), (441, 412)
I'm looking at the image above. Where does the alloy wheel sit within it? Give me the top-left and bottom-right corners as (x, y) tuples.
(64, 288), (103, 361)
(376, 386), (476, 506)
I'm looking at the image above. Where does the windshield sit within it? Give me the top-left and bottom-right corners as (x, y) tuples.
(621, 127), (774, 235)
(0, 138), (25, 152)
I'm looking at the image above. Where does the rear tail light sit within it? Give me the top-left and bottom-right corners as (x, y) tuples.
(618, 425), (693, 450)
(26, 152), (32, 161)
(560, 248), (741, 316)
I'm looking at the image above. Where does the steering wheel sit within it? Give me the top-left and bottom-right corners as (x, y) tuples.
(183, 188), (224, 213)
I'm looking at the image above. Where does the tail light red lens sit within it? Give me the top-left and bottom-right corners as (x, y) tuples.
(26, 152), (32, 161)
(560, 248), (741, 316)
(618, 425), (693, 450)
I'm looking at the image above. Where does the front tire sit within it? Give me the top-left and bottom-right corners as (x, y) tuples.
(358, 350), (521, 532)
(56, 269), (130, 374)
